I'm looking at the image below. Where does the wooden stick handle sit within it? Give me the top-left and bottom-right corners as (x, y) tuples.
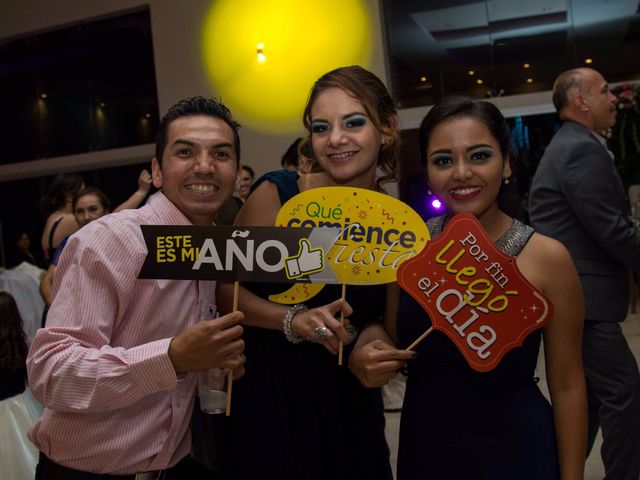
(338, 283), (346, 366)
(225, 370), (233, 417)
(225, 281), (240, 417)
(406, 326), (433, 352)
(232, 281), (239, 311)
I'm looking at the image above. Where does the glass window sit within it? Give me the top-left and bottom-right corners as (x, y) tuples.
(0, 9), (158, 164)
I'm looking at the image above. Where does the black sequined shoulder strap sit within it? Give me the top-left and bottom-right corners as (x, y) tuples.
(426, 215), (534, 256)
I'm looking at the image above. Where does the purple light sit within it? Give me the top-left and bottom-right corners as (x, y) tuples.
(431, 198), (443, 210)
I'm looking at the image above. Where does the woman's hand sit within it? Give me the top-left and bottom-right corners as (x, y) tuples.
(349, 339), (414, 388)
(137, 169), (153, 195)
(291, 299), (354, 354)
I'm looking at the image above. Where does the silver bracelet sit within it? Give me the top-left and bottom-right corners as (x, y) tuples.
(283, 303), (307, 344)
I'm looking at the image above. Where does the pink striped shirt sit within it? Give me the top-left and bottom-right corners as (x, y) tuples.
(28, 193), (216, 475)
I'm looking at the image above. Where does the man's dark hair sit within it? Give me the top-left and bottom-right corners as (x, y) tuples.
(155, 96), (241, 166)
(241, 165), (255, 179)
(281, 138), (302, 169)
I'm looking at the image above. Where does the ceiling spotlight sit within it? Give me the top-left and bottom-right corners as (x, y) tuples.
(99, 102), (106, 107)
(40, 93), (48, 99)
(145, 113), (151, 118)
(468, 70), (475, 75)
(523, 63), (530, 69)
(420, 76), (427, 82)
(476, 79), (483, 85)
(585, 58), (593, 64)
(526, 78), (533, 83)
(256, 42), (266, 63)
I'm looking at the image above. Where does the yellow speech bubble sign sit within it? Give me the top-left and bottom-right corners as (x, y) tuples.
(276, 187), (430, 284)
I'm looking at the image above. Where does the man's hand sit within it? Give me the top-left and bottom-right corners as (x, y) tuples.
(348, 339), (414, 388)
(168, 311), (245, 374)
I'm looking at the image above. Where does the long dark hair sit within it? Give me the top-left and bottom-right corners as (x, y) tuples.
(300, 65), (400, 190)
(41, 173), (84, 217)
(418, 95), (519, 216)
(0, 291), (28, 370)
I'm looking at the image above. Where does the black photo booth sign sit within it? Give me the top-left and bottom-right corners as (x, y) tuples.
(138, 225), (340, 283)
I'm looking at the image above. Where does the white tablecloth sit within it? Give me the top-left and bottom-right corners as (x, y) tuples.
(0, 388), (43, 480)
(0, 269), (45, 345)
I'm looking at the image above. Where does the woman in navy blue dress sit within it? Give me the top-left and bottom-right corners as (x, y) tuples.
(215, 66), (399, 480)
(349, 96), (587, 479)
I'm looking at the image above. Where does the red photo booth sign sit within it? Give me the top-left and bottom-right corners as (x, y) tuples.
(398, 213), (552, 372)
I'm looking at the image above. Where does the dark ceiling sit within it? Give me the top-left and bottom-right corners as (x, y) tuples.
(381, 0), (640, 108)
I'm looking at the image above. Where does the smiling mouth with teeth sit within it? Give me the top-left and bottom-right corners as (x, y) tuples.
(329, 151), (356, 161)
(187, 184), (218, 194)
(449, 186), (482, 199)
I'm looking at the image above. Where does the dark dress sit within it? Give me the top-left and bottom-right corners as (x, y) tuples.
(397, 216), (559, 480)
(228, 170), (392, 480)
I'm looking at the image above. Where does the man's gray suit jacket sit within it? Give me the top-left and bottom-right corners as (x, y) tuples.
(529, 120), (640, 322)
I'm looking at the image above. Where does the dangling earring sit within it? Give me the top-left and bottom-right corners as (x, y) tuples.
(427, 188), (432, 195)
(381, 135), (390, 145)
(503, 177), (510, 185)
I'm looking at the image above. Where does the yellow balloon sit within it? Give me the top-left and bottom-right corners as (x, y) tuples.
(202, 0), (372, 133)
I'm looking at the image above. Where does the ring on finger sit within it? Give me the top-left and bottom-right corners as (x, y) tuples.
(313, 325), (329, 341)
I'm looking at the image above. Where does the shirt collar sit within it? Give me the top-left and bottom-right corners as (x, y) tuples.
(587, 127), (615, 161)
(148, 192), (198, 226)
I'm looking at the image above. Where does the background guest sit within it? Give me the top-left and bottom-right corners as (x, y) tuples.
(39, 186), (112, 307)
(529, 67), (640, 479)
(39, 174), (84, 263)
(0, 290), (42, 480)
(214, 164), (255, 225)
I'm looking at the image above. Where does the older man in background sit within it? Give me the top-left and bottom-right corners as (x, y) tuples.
(529, 68), (640, 479)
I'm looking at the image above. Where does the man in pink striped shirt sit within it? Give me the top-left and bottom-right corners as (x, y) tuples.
(27, 97), (246, 480)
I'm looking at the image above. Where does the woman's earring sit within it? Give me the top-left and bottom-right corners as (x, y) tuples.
(503, 177), (510, 185)
(427, 188), (432, 195)
(381, 135), (390, 145)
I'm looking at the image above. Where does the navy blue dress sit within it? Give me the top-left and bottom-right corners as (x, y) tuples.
(228, 170), (392, 480)
(397, 216), (559, 479)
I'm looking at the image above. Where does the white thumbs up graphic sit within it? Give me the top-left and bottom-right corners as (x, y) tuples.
(285, 238), (325, 279)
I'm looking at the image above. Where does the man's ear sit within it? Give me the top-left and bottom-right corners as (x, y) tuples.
(151, 158), (163, 189)
(574, 92), (589, 112)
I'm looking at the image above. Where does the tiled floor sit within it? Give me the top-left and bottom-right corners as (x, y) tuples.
(384, 310), (640, 479)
